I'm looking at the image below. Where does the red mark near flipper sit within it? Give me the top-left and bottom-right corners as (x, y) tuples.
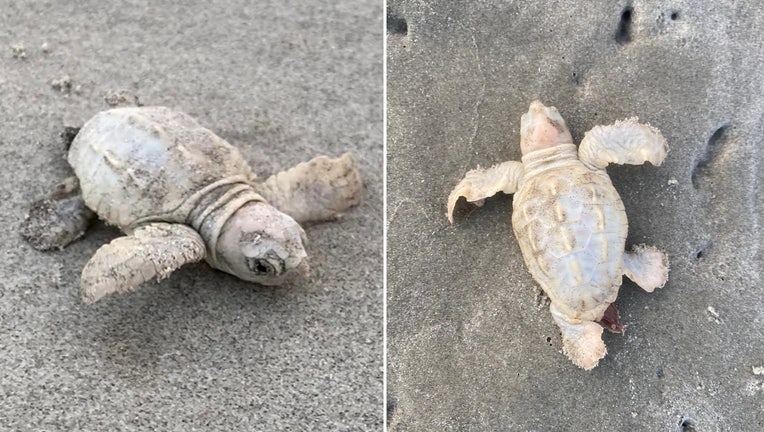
(598, 303), (625, 334)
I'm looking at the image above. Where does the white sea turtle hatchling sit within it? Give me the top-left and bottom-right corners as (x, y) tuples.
(21, 106), (362, 303)
(447, 101), (669, 370)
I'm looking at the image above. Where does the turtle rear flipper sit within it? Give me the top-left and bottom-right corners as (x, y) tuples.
(80, 223), (206, 304)
(21, 176), (95, 250)
(550, 303), (607, 370)
(255, 153), (363, 224)
(623, 244), (669, 292)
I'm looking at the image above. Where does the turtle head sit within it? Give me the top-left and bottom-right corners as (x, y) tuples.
(520, 101), (573, 156)
(215, 202), (308, 285)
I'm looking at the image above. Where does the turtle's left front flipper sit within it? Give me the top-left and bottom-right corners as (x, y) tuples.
(80, 223), (206, 304)
(254, 153), (363, 224)
(578, 118), (667, 170)
(447, 160), (524, 223)
(21, 176), (95, 250)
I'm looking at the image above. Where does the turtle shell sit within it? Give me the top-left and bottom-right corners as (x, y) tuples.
(511, 145), (628, 321)
(68, 107), (253, 229)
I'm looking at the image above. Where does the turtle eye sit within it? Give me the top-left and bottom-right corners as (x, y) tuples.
(246, 258), (275, 275)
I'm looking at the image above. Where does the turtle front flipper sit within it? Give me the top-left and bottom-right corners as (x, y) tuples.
(21, 176), (95, 250)
(622, 244), (669, 293)
(254, 153), (363, 224)
(578, 118), (667, 170)
(80, 223), (205, 304)
(447, 160), (524, 223)
(550, 303), (607, 370)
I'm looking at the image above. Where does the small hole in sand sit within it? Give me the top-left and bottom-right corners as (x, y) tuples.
(678, 415), (696, 431)
(387, 396), (398, 422)
(387, 11), (408, 36)
(615, 6), (633, 44)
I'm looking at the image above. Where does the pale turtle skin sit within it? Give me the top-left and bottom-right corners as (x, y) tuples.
(22, 106), (362, 304)
(447, 101), (669, 370)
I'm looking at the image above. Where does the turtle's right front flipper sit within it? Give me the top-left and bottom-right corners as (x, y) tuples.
(21, 176), (95, 250)
(578, 118), (667, 170)
(80, 223), (206, 304)
(447, 160), (524, 223)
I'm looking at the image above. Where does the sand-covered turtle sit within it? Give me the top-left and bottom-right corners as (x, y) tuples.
(447, 101), (669, 370)
(22, 106), (362, 303)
